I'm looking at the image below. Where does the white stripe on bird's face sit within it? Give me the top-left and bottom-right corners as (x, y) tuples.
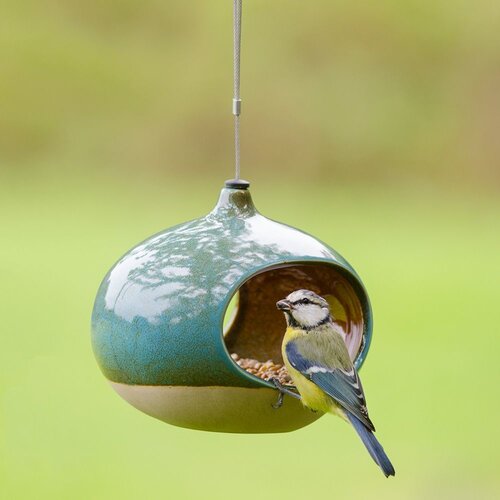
(277, 289), (331, 330)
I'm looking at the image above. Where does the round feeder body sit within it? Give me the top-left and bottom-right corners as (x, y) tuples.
(91, 186), (373, 433)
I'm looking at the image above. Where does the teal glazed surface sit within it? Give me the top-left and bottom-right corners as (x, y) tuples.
(91, 185), (373, 388)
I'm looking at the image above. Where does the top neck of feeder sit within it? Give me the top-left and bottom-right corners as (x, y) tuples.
(225, 179), (250, 189)
(211, 179), (256, 218)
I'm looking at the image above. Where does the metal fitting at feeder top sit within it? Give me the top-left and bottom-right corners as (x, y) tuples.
(225, 179), (250, 189)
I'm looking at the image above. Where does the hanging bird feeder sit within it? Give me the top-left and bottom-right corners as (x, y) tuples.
(91, 2), (373, 433)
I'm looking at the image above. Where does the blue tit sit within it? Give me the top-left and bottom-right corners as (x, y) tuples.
(274, 289), (395, 477)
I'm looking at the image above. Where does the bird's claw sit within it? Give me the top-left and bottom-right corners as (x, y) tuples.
(270, 377), (284, 391)
(270, 378), (301, 409)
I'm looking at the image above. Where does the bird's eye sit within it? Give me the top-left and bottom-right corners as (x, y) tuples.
(301, 298), (311, 305)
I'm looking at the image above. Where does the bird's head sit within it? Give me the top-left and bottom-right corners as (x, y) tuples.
(276, 289), (331, 330)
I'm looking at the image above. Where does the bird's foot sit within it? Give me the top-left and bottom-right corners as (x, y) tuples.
(272, 391), (284, 409)
(270, 378), (301, 409)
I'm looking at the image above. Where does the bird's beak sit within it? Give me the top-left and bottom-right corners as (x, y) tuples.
(276, 299), (292, 311)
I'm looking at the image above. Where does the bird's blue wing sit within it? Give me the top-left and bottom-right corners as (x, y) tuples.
(286, 340), (375, 431)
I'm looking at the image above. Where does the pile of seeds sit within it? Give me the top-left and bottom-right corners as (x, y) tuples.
(231, 353), (293, 385)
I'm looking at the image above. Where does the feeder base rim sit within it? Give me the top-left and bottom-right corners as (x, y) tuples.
(109, 381), (322, 434)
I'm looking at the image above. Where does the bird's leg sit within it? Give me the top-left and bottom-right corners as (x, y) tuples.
(272, 391), (284, 409)
(270, 378), (301, 409)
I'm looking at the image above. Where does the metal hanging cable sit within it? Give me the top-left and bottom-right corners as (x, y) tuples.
(233, 0), (242, 182)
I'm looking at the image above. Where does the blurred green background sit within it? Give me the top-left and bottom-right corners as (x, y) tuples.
(1, 1), (499, 499)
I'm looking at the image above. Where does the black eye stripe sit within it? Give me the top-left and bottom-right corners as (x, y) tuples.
(291, 298), (316, 305)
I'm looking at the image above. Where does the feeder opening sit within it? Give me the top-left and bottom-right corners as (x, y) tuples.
(223, 291), (239, 335)
(223, 263), (366, 386)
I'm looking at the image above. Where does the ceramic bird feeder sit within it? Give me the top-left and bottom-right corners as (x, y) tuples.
(91, 180), (372, 433)
(91, 2), (374, 433)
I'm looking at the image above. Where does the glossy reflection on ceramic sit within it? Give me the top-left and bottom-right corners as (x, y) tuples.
(91, 185), (373, 433)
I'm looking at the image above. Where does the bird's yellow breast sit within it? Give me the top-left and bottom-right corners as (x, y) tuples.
(281, 327), (334, 414)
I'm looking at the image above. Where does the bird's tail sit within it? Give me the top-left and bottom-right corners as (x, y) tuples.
(346, 412), (395, 477)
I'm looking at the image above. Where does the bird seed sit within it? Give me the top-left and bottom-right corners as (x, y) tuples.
(230, 353), (293, 385)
